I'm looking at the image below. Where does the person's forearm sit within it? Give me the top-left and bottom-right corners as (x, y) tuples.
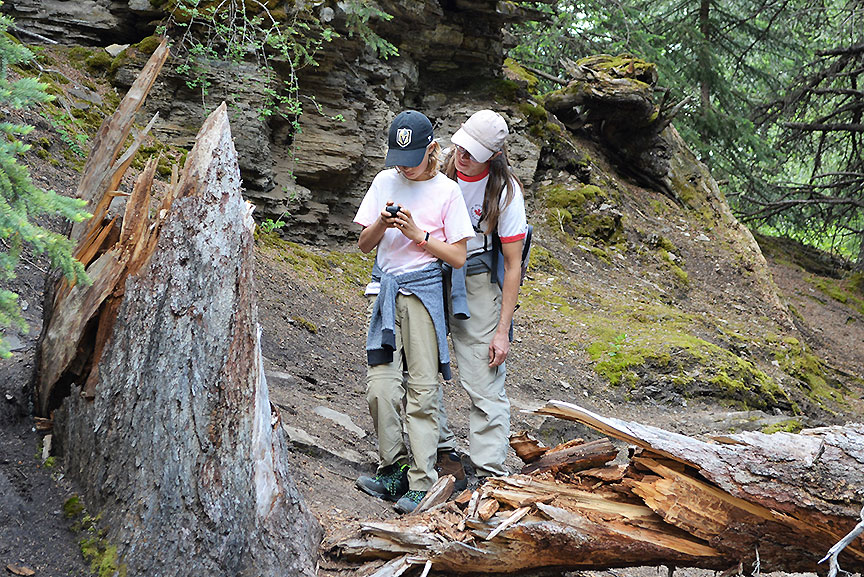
(422, 236), (466, 268)
(495, 265), (520, 337)
(358, 219), (386, 253)
(495, 243), (523, 337)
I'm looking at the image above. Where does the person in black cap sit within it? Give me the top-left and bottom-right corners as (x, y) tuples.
(352, 110), (474, 513)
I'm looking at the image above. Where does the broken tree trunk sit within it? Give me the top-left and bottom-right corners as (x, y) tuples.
(35, 39), (169, 416)
(40, 75), (320, 573)
(543, 54), (678, 203)
(332, 400), (864, 576)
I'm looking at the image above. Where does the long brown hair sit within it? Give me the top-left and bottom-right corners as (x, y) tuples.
(443, 143), (522, 234)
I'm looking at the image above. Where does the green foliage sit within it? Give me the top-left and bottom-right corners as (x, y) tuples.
(260, 217), (287, 234)
(0, 9), (91, 356)
(509, 1), (863, 258)
(342, 1), (399, 59)
(63, 496), (85, 519)
(739, 6), (864, 262)
(159, 1), (397, 120)
(159, 0), (331, 125)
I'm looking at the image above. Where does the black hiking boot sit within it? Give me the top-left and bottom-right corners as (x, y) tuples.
(394, 489), (427, 514)
(355, 463), (409, 501)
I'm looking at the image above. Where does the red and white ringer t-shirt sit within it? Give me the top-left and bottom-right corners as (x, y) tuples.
(457, 169), (527, 256)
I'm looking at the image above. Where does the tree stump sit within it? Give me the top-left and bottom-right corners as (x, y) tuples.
(54, 103), (321, 576)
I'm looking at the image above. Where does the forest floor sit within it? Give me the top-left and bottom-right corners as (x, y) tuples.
(4, 225), (861, 577)
(1, 59), (863, 577)
(1, 214), (862, 577)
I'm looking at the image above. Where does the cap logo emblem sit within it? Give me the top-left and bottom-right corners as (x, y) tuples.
(396, 128), (412, 148)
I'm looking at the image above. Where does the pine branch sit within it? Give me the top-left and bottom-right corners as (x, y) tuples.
(783, 122), (864, 132)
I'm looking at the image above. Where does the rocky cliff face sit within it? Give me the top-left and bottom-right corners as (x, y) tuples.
(2, 0), (160, 44)
(270, 0), (526, 242)
(6, 0), (527, 242)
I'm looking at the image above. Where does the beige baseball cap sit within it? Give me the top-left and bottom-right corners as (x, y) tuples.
(450, 110), (508, 163)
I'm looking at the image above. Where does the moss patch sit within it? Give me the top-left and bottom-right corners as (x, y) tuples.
(133, 137), (189, 178)
(504, 57), (539, 92)
(63, 496), (127, 577)
(577, 54), (657, 84)
(668, 173), (717, 226)
(63, 496), (85, 519)
(658, 248), (689, 286)
(767, 334), (847, 408)
(80, 538), (125, 577)
(542, 183), (623, 246)
(762, 419), (804, 434)
(586, 325), (792, 410)
(134, 35), (163, 55)
(291, 316), (318, 334)
(528, 244), (563, 273)
(807, 273), (864, 315)
(256, 234), (373, 298)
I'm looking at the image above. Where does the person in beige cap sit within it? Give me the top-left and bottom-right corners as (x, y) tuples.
(436, 110), (528, 483)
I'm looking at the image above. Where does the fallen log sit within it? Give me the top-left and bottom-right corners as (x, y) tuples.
(331, 400), (864, 576)
(520, 436), (616, 474)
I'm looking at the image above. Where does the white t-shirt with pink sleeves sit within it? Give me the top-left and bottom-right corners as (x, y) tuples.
(457, 169), (527, 256)
(354, 169), (475, 283)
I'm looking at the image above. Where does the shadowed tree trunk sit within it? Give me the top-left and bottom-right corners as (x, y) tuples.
(54, 102), (321, 576)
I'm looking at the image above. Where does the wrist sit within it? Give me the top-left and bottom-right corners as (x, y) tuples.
(416, 231), (430, 247)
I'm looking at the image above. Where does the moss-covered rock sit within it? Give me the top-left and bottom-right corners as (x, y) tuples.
(134, 35), (163, 56)
(504, 57), (539, 92)
(586, 324), (793, 411)
(542, 183), (623, 245)
(576, 54), (658, 85)
(767, 334), (847, 408)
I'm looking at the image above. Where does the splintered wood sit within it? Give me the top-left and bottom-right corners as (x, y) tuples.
(35, 40), (171, 416)
(332, 400), (864, 576)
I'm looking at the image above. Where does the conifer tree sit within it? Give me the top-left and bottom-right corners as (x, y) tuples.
(0, 6), (90, 357)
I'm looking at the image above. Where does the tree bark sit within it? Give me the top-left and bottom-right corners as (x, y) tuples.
(698, 0), (712, 114)
(332, 401), (864, 576)
(35, 40), (168, 416)
(50, 102), (321, 576)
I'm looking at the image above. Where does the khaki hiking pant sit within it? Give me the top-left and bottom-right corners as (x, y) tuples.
(439, 272), (510, 477)
(366, 294), (440, 492)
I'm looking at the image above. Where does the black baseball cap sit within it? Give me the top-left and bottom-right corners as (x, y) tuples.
(385, 110), (434, 168)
